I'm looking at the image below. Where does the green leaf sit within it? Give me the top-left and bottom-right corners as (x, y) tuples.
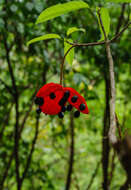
(106, 0), (131, 2)
(27, 34), (61, 46)
(36, 1), (89, 24)
(96, 7), (110, 41)
(64, 38), (74, 65)
(67, 27), (85, 36)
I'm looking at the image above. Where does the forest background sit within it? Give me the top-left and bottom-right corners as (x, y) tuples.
(0, 0), (131, 190)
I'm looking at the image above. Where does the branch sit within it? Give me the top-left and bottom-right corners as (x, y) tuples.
(108, 151), (116, 186)
(3, 35), (20, 190)
(97, 9), (117, 145)
(0, 86), (39, 189)
(19, 84), (40, 136)
(3, 2), (20, 187)
(111, 20), (131, 43)
(0, 152), (14, 189)
(102, 74), (110, 190)
(115, 114), (122, 141)
(60, 20), (131, 85)
(115, 3), (126, 35)
(65, 112), (75, 190)
(20, 115), (40, 186)
(86, 161), (101, 190)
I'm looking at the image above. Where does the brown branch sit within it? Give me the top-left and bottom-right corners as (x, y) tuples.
(115, 3), (126, 35)
(60, 20), (131, 86)
(115, 114), (122, 141)
(3, 1), (20, 188)
(111, 21), (131, 43)
(20, 115), (40, 186)
(97, 9), (117, 145)
(102, 74), (110, 190)
(3, 34), (20, 190)
(60, 44), (76, 85)
(86, 161), (101, 190)
(19, 101), (34, 136)
(0, 87), (38, 189)
(19, 84), (40, 136)
(65, 112), (75, 190)
(115, 134), (131, 189)
(108, 151), (116, 186)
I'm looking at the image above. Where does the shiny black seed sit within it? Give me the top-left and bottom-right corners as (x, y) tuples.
(71, 95), (78, 103)
(49, 92), (56, 99)
(36, 108), (41, 114)
(58, 112), (64, 119)
(64, 91), (70, 99)
(61, 106), (66, 112)
(74, 111), (80, 118)
(59, 97), (67, 106)
(79, 103), (86, 111)
(34, 97), (44, 106)
(67, 104), (73, 111)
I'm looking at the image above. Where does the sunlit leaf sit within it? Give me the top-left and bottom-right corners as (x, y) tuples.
(67, 27), (85, 36)
(36, 1), (89, 24)
(96, 7), (110, 41)
(64, 38), (74, 65)
(27, 34), (61, 46)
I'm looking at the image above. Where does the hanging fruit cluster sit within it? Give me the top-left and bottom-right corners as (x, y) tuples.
(34, 83), (89, 118)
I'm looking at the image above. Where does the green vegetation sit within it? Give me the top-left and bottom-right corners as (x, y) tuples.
(0, 0), (131, 190)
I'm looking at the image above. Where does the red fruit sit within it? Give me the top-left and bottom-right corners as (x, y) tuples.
(35, 83), (89, 116)
(63, 87), (89, 114)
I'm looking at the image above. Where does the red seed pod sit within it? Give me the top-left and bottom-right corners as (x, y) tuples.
(35, 83), (66, 115)
(64, 87), (89, 114)
(34, 83), (89, 116)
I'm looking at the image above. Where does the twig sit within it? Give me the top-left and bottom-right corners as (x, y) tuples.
(60, 20), (131, 86)
(0, 152), (14, 189)
(3, 0), (20, 187)
(115, 114), (122, 141)
(20, 115), (40, 186)
(86, 161), (101, 190)
(108, 151), (116, 185)
(115, 3), (126, 35)
(102, 74), (110, 190)
(3, 31), (20, 190)
(0, 87), (39, 189)
(97, 9), (117, 145)
(111, 21), (131, 43)
(65, 112), (75, 190)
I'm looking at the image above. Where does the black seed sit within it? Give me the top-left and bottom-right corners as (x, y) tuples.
(34, 97), (44, 106)
(59, 97), (67, 106)
(64, 91), (70, 99)
(67, 104), (73, 111)
(71, 95), (78, 103)
(36, 108), (41, 114)
(79, 103), (86, 111)
(61, 106), (66, 112)
(58, 112), (64, 118)
(49, 92), (56, 99)
(74, 111), (80, 118)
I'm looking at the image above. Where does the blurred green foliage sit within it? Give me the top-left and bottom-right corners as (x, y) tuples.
(0, 0), (131, 190)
